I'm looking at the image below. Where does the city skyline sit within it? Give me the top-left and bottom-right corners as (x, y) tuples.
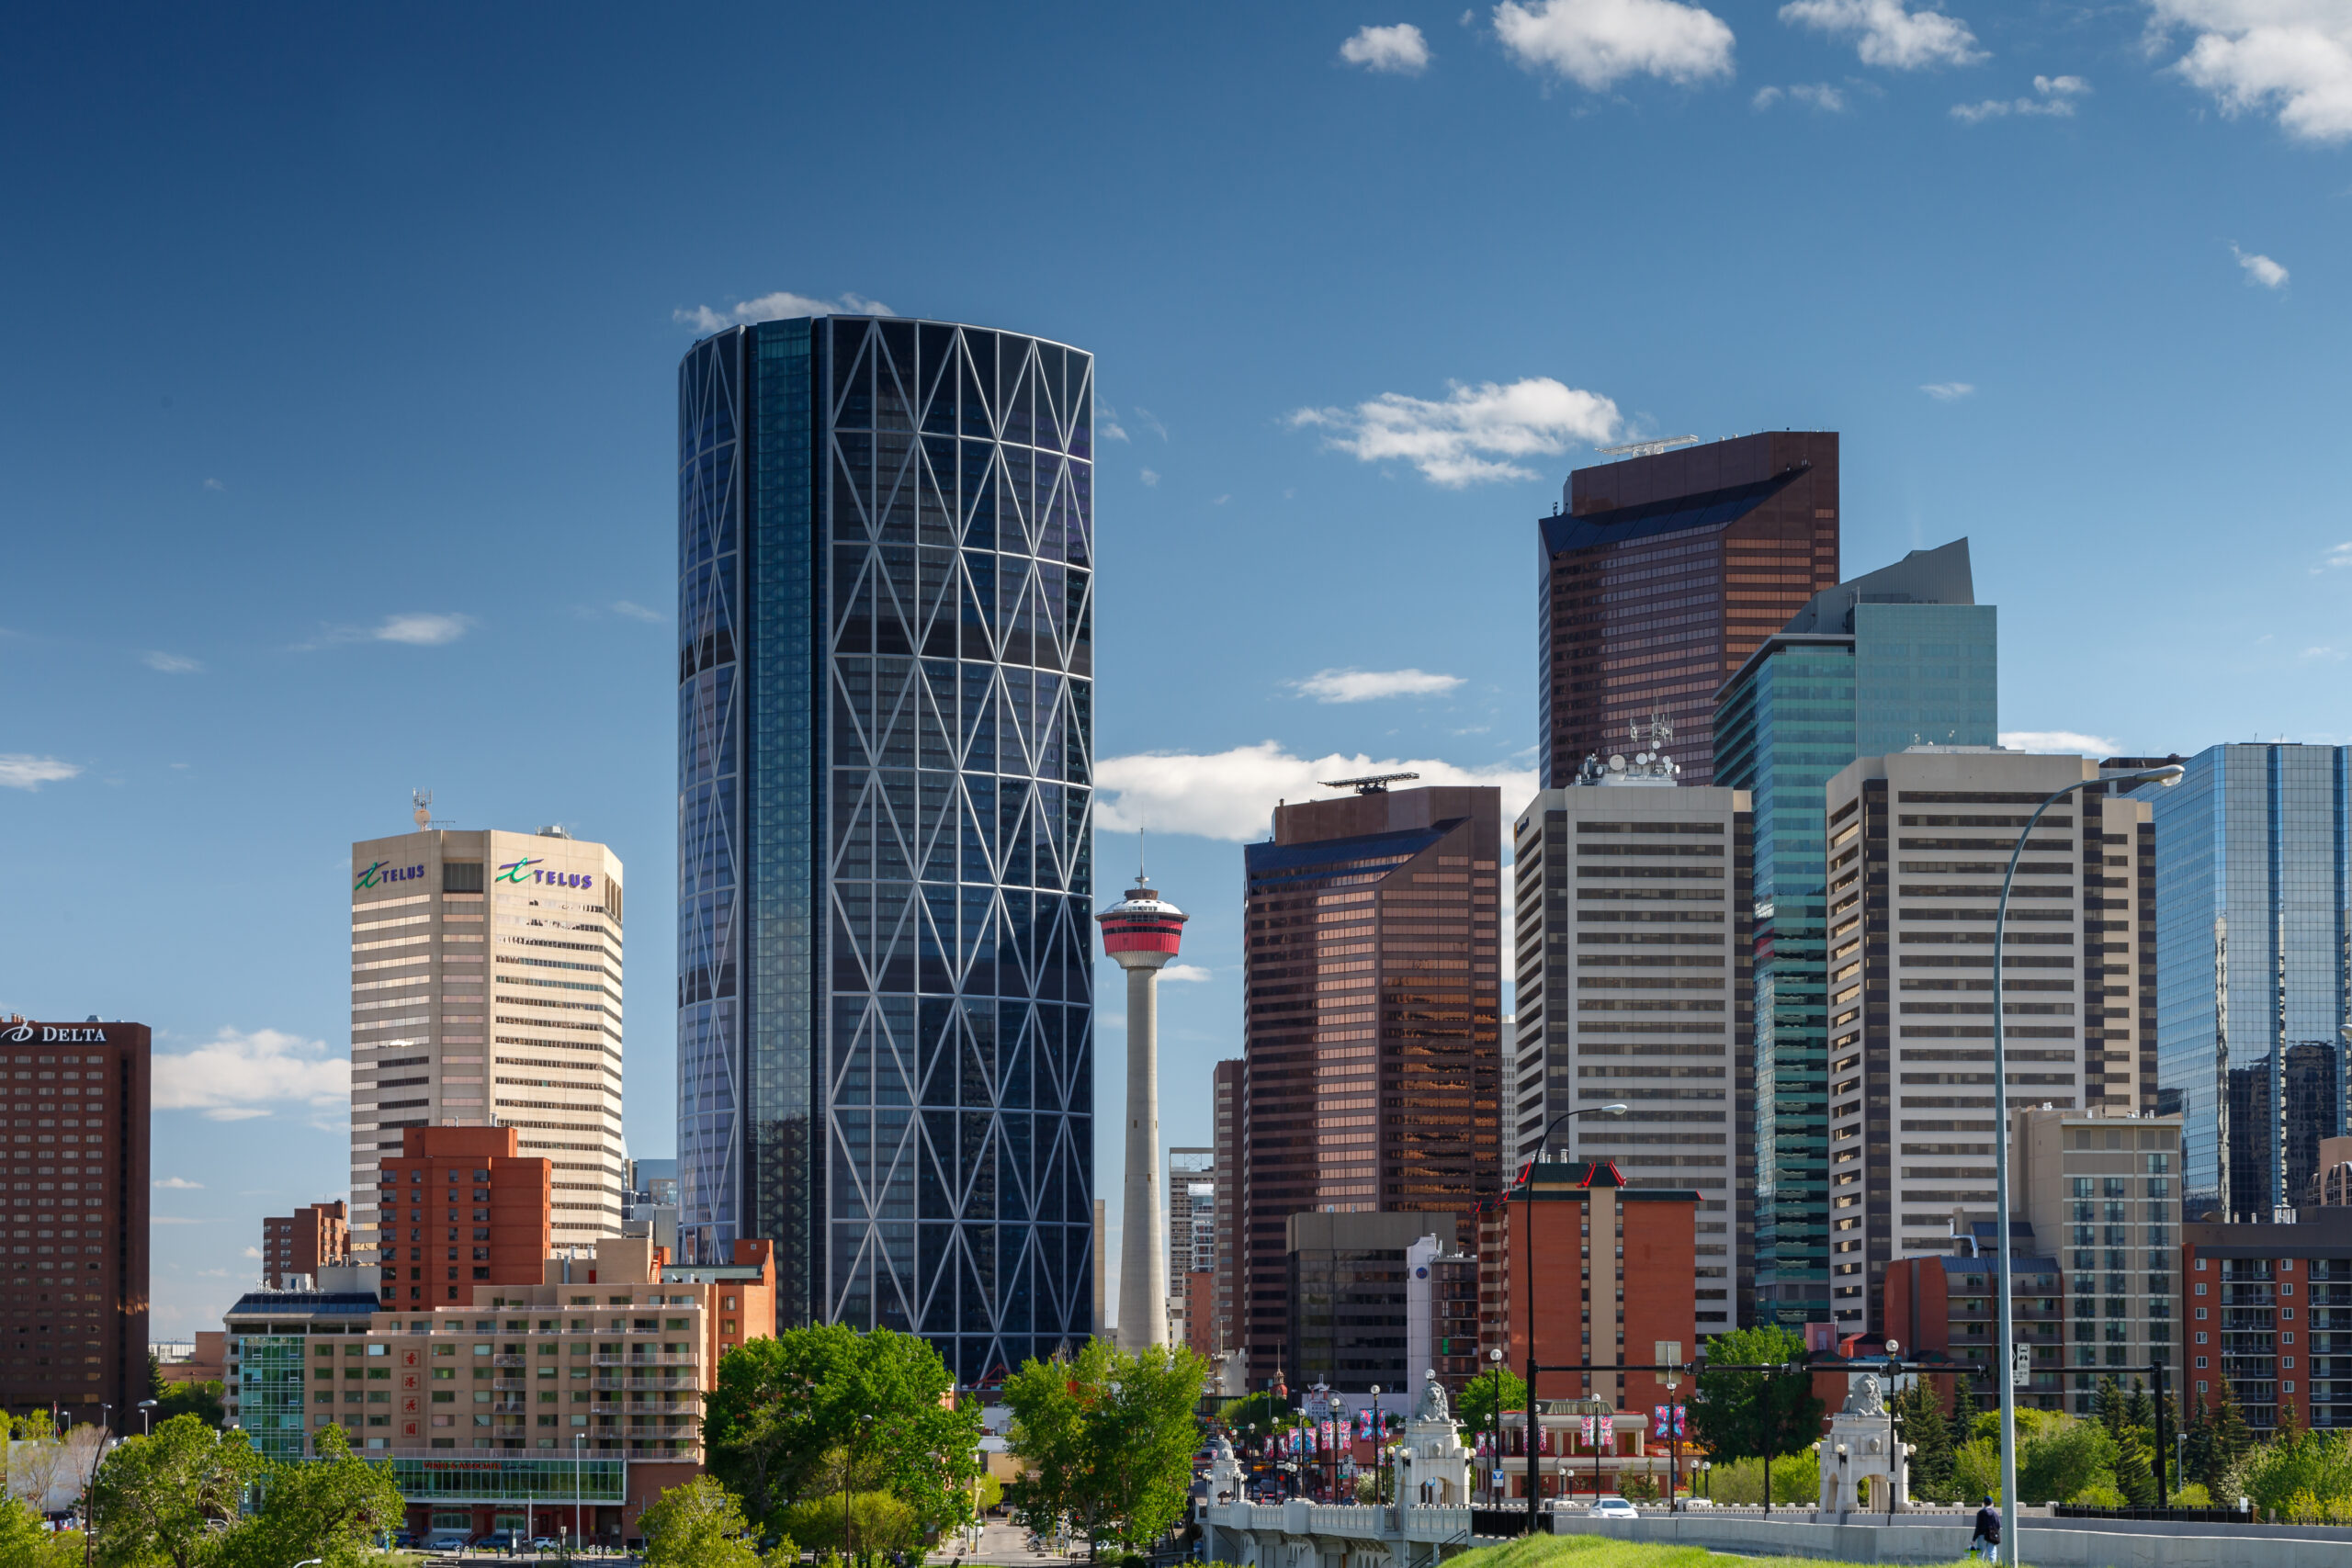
(5, 6), (2352, 1341)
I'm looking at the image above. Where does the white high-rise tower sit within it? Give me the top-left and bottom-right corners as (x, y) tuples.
(1096, 870), (1188, 1351)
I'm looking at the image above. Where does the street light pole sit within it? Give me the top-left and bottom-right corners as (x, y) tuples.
(1523, 1102), (1628, 1539)
(1992, 762), (2183, 1568)
(1486, 1349), (1504, 1506)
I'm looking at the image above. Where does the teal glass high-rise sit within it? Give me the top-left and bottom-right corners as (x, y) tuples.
(1713, 540), (1995, 1326)
(2144, 743), (2352, 1224)
(676, 316), (1097, 1376)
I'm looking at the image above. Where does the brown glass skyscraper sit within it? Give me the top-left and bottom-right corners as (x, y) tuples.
(1238, 784), (1501, 1386)
(1540, 433), (1841, 788)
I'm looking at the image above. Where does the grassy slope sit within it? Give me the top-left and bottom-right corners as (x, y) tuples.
(1441, 1532), (1973, 1568)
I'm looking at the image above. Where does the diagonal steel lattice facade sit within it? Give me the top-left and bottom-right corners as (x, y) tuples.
(677, 315), (1096, 1380)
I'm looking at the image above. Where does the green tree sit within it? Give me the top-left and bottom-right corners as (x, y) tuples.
(780, 1492), (919, 1556)
(1891, 1382), (1953, 1500)
(2093, 1374), (2124, 1438)
(2017, 1417), (2117, 1507)
(0, 1495), (84, 1568)
(1001, 1339), (1208, 1557)
(2210, 1380), (2255, 1483)
(2277, 1390), (2305, 1439)
(2113, 1431), (2158, 1509)
(158, 1383), (225, 1429)
(87, 1415), (262, 1568)
(216, 1424), (406, 1568)
(640, 1477), (761, 1568)
(2237, 1429), (2352, 1518)
(703, 1325), (983, 1540)
(1685, 1325), (1822, 1472)
(2124, 1377), (2154, 1436)
(1951, 1372), (1978, 1426)
(2179, 1393), (2214, 1494)
(1216, 1393), (1288, 1435)
(1456, 1365), (1527, 1438)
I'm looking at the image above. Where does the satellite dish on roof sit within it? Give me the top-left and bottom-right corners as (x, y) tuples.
(413, 788), (434, 829)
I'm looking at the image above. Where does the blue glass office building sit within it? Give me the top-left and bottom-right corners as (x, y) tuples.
(2147, 744), (2352, 1223)
(677, 316), (1097, 1376)
(1713, 541), (1995, 1325)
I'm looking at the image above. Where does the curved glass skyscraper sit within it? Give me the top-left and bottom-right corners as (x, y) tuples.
(677, 316), (1096, 1377)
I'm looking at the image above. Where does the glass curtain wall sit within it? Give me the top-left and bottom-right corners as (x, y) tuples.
(2152, 744), (2352, 1221)
(678, 317), (1097, 1379)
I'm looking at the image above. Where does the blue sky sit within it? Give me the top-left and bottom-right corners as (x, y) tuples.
(3, 2), (2348, 1336)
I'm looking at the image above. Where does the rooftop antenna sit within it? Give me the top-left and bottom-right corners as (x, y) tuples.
(1136, 827), (1149, 888)
(1595, 434), (1700, 459)
(412, 789), (433, 830)
(1318, 772), (1420, 795)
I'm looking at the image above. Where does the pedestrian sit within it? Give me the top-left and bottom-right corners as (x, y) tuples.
(1969, 1495), (2000, 1559)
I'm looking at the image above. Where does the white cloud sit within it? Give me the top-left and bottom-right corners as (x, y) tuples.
(373, 613), (471, 646)
(1781, 0), (1984, 67)
(2301, 645), (2346, 660)
(2321, 541), (2352, 570)
(1212, 494), (1232, 505)
(201, 478), (225, 492)
(674, 290), (895, 334)
(1952, 74), (2086, 119)
(153, 1027), (349, 1122)
(2233, 243), (2289, 288)
(143, 651), (203, 674)
(1140, 468), (1161, 487)
(2149, 0), (2352, 143)
(0, 755), (80, 792)
(1341, 22), (1434, 72)
(1160, 964), (1216, 984)
(1131, 407), (1170, 442)
(242, 1247), (263, 1259)
(1292, 668), (1468, 703)
(1493, 0), (1736, 90)
(153, 1177), (204, 1190)
(2000, 729), (2121, 755)
(1291, 377), (1620, 487)
(1920, 381), (1976, 400)
(609, 601), (665, 624)
(1097, 740), (1539, 841)
(1099, 403), (1133, 443)
(1754, 81), (1849, 107)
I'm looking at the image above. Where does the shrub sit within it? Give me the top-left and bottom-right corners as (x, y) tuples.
(2172, 1483), (2211, 1508)
(2069, 1480), (2125, 1509)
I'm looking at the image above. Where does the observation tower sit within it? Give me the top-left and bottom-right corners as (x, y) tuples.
(1097, 865), (1188, 1351)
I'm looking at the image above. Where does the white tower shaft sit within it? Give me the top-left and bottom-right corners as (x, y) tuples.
(1118, 964), (1167, 1352)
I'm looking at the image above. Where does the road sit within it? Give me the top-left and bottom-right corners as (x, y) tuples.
(952, 1517), (1087, 1566)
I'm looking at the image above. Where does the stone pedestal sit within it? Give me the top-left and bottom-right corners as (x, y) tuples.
(1815, 1374), (1910, 1517)
(1210, 1435), (1245, 1506)
(1392, 1371), (1472, 1506)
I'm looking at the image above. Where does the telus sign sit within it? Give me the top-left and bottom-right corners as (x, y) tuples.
(496, 856), (596, 891)
(356, 861), (425, 890)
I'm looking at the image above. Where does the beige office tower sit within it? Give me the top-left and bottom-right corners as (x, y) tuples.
(349, 826), (626, 1258)
(1822, 749), (2154, 1335)
(2010, 1105), (2183, 1416)
(1510, 739), (1755, 1337)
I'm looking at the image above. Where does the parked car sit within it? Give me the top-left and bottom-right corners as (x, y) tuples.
(1588, 1495), (1640, 1519)
(423, 1528), (475, 1551)
(532, 1539), (560, 1552)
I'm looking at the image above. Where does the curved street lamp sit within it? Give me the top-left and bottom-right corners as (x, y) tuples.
(1992, 762), (2183, 1567)
(1522, 1101), (1629, 1538)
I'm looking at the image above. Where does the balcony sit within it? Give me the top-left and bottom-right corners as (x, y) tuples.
(593, 1352), (698, 1368)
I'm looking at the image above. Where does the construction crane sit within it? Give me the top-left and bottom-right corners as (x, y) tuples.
(1595, 434), (1700, 459)
(1318, 772), (1419, 795)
